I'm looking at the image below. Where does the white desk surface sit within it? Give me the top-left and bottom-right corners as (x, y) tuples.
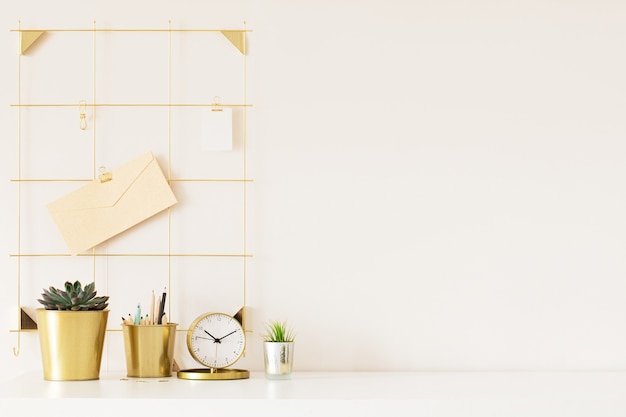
(2, 371), (625, 417)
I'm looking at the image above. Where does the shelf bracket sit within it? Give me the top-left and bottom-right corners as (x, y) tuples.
(234, 306), (245, 327)
(20, 308), (37, 330)
(234, 306), (247, 357)
(220, 31), (246, 55)
(20, 31), (45, 55)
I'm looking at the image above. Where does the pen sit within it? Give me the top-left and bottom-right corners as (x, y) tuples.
(157, 288), (166, 325)
(134, 303), (141, 325)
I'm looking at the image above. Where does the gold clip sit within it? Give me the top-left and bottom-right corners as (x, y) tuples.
(99, 166), (112, 183)
(212, 96), (223, 112)
(79, 100), (87, 130)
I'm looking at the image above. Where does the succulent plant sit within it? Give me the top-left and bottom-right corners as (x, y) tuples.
(38, 280), (109, 311)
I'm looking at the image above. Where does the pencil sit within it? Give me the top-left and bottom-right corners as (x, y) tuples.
(150, 290), (155, 325)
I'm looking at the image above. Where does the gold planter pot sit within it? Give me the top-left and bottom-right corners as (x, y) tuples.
(36, 309), (109, 381)
(122, 323), (177, 378)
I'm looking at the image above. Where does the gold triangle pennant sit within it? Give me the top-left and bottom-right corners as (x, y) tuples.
(20, 30), (45, 55)
(220, 30), (246, 55)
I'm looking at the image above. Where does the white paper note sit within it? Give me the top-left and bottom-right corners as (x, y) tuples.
(201, 107), (233, 151)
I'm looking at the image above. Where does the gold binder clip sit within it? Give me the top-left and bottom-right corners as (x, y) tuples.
(212, 96), (223, 112)
(99, 166), (112, 183)
(79, 100), (87, 130)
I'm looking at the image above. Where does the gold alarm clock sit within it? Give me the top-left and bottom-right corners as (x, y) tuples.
(177, 311), (249, 380)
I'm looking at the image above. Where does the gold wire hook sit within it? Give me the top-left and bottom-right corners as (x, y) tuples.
(99, 166), (112, 183)
(79, 100), (87, 130)
(13, 326), (20, 356)
(212, 96), (223, 112)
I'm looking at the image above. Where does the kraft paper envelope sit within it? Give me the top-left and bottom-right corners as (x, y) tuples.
(47, 152), (177, 255)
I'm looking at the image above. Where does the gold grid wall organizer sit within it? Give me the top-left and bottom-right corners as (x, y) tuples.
(10, 21), (253, 356)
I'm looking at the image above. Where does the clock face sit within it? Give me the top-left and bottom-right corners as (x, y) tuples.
(187, 312), (246, 369)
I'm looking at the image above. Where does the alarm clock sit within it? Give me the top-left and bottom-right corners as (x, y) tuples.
(177, 311), (249, 380)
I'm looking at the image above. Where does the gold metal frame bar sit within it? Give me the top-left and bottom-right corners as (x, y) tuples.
(170, 178), (254, 182)
(11, 178), (253, 183)
(242, 21), (248, 334)
(11, 253), (253, 257)
(92, 20), (98, 302)
(13, 21), (22, 356)
(10, 103), (252, 107)
(10, 328), (203, 334)
(167, 20), (173, 323)
(11, 29), (252, 33)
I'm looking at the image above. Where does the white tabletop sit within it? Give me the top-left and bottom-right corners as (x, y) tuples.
(2, 371), (625, 417)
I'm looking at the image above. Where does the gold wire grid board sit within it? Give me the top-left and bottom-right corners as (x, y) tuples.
(10, 21), (252, 356)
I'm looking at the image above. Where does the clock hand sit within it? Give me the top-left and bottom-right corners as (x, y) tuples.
(212, 330), (237, 343)
(218, 330), (238, 340)
(203, 330), (218, 341)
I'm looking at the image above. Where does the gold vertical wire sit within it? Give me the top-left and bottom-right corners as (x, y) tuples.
(14, 20), (22, 356)
(167, 20), (172, 319)
(167, 20), (172, 180)
(242, 21), (248, 332)
(93, 20), (97, 180)
(92, 21), (98, 285)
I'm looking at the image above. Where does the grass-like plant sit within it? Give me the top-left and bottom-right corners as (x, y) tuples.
(263, 320), (295, 342)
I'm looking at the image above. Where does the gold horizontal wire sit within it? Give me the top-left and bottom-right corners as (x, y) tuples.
(10, 253), (253, 257)
(9, 329), (162, 334)
(11, 29), (252, 33)
(10, 103), (253, 108)
(10, 328), (252, 333)
(10, 179), (91, 182)
(11, 178), (253, 183)
(111, 329), (253, 334)
(170, 178), (254, 183)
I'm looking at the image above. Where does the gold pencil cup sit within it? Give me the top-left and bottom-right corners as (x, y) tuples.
(123, 323), (177, 378)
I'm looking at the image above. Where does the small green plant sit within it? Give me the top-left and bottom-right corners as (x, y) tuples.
(38, 280), (109, 311)
(263, 320), (295, 342)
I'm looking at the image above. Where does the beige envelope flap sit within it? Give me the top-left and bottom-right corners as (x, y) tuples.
(47, 152), (177, 255)
(48, 152), (155, 212)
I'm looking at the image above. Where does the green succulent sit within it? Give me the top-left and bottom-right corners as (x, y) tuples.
(263, 320), (295, 342)
(38, 280), (109, 311)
